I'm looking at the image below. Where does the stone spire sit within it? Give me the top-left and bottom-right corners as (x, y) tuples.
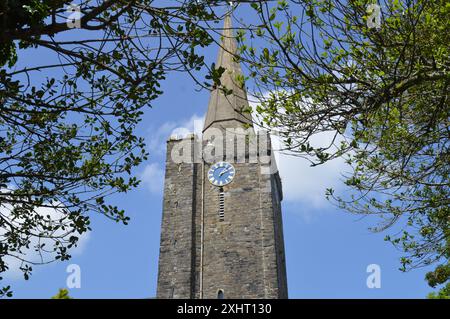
(202, 13), (253, 132)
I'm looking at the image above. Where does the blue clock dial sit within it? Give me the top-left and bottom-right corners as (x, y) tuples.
(208, 162), (235, 186)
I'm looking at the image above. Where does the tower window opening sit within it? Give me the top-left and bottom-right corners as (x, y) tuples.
(217, 289), (224, 299)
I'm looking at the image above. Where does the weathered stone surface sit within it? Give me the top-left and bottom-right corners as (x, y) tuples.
(156, 12), (287, 299)
(203, 14), (253, 133)
(156, 137), (288, 299)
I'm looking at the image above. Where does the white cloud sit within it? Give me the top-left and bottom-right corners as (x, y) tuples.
(142, 114), (205, 195)
(249, 94), (350, 217)
(146, 114), (205, 157)
(144, 101), (349, 219)
(270, 131), (349, 208)
(277, 147), (347, 207)
(171, 114), (204, 139)
(141, 163), (165, 195)
(0, 200), (90, 280)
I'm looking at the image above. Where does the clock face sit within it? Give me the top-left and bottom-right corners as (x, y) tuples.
(208, 162), (235, 187)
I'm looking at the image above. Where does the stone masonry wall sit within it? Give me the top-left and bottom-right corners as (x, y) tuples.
(156, 135), (288, 299)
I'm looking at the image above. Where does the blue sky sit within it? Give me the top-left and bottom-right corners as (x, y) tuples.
(4, 69), (435, 299)
(2, 3), (436, 299)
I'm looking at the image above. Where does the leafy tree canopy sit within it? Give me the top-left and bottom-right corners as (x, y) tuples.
(427, 282), (450, 299)
(0, 0), (231, 297)
(51, 288), (72, 299)
(237, 0), (449, 288)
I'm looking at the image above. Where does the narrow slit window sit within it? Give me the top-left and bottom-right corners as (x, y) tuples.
(218, 190), (225, 221)
(217, 289), (224, 299)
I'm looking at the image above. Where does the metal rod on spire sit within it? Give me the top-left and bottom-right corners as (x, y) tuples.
(227, 1), (235, 18)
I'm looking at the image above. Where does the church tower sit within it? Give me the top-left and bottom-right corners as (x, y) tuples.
(156, 14), (288, 299)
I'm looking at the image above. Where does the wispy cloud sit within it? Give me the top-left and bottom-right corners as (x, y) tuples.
(143, 102), (349, 220)
(0, 201), (90, 280)
(141, 163), (165, 195)
(146, 114), (205, 157)
(249, 94), (349, 219)
(270, 132), (348, 208)
(141, 114), (205, 195)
